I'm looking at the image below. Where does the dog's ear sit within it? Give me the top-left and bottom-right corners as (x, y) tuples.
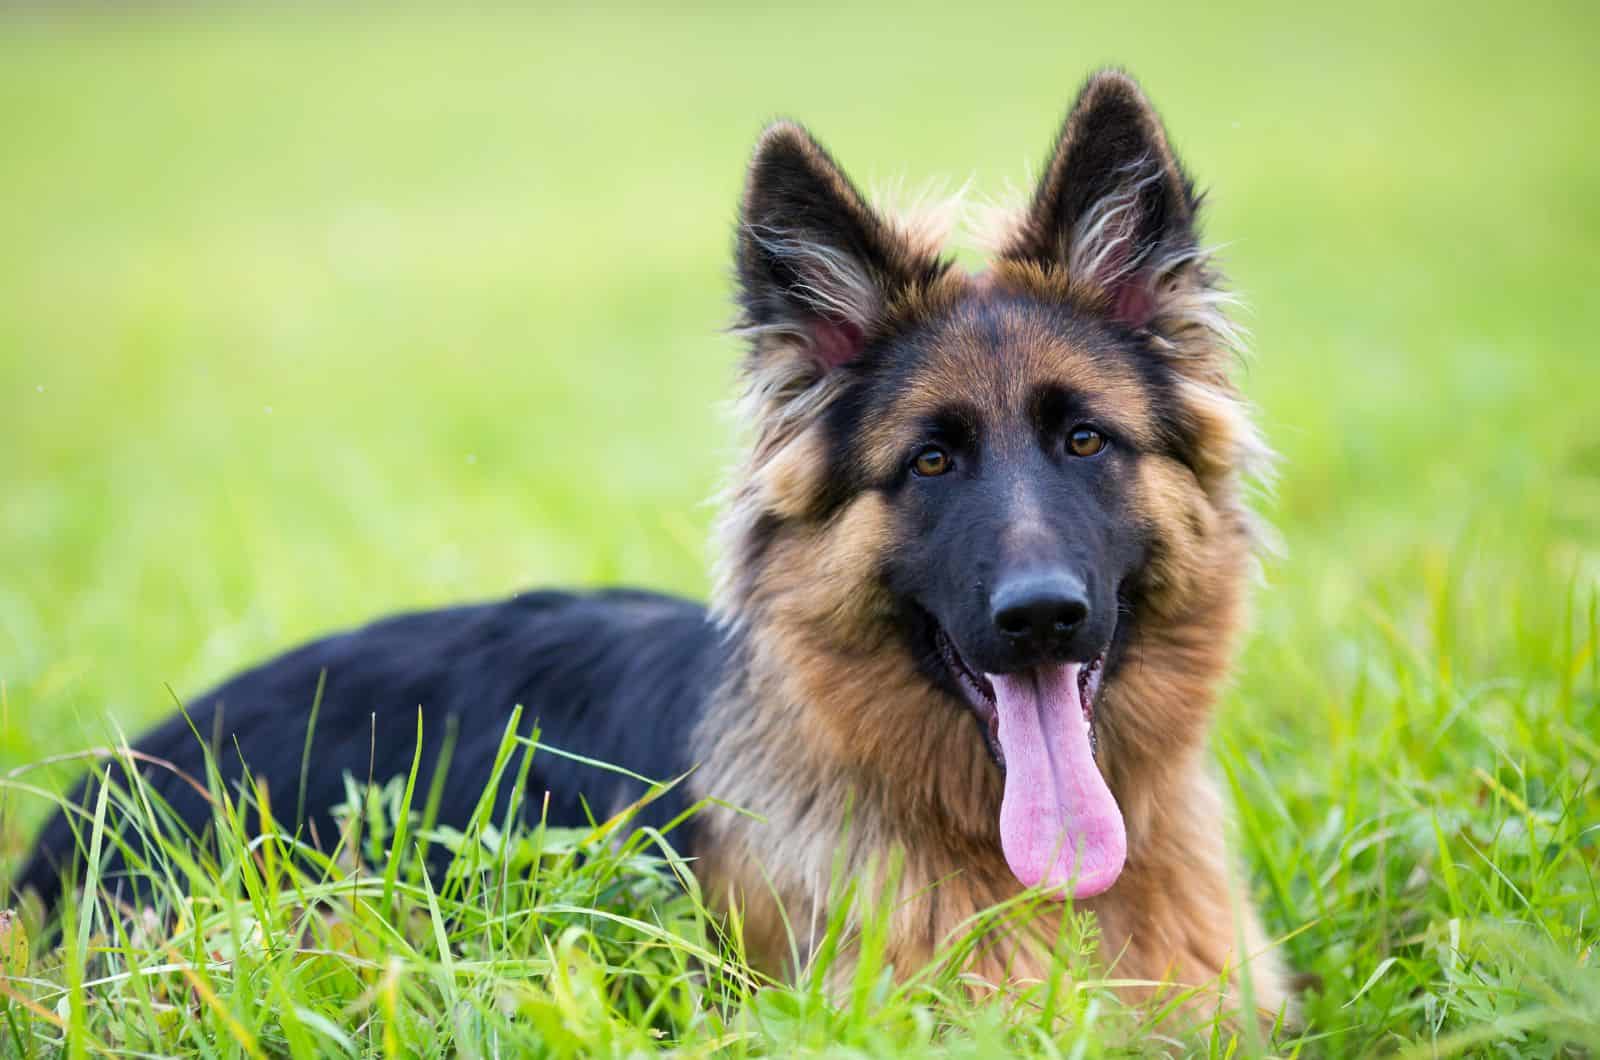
(736, 122), (945, 371)
(1000, 71), (1202, 332)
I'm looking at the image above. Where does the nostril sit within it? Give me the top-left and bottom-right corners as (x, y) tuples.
(1052, 598), (1088, 632)
(996, 608), (1032, 637)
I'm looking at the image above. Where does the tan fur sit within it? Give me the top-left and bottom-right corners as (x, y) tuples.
(697, 70), (1295, 1032)
(695, 411), (1292, 1024)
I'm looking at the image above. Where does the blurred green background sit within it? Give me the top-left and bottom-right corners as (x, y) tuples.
(1, 1), (1597, 1039)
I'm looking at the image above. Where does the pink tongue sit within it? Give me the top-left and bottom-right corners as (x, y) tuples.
(987, 665), (1126, 898)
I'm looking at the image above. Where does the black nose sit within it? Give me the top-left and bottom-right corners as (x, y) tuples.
(991, 572), (1089, 649)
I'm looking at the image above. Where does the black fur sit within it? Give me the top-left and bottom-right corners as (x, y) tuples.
(17, 590), (724, 911)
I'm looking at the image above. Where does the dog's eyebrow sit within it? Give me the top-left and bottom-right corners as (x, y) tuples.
(1027, 381), (1145, 437)
(923, 404), (981, 444)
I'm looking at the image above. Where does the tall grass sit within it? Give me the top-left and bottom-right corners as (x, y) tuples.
(0, 719), (1204, 1057)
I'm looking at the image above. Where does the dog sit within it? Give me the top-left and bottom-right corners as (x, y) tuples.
(18, 69), (1291, 1023)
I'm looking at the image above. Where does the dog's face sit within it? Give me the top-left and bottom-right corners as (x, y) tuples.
(863, 296), (1156, 740)
(718, 72), (1266, 900)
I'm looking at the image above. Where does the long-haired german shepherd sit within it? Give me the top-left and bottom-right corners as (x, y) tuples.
(19, 70), (1291, 1022)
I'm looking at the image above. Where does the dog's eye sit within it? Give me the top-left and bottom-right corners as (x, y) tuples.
(1067, 427), (1106, 458)
(912, 445), (952, 477)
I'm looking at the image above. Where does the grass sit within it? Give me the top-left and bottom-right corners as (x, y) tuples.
(1, 1), (1597, 1055)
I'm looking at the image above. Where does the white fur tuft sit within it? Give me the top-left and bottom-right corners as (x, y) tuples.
(1067, 161), (1165, 289)
(869, 177), (970, 260)
(742, 223), (880, 328)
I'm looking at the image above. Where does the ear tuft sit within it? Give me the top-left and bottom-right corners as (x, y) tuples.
(737, 121), (944, 372)
(1000, 70), (1204, 333)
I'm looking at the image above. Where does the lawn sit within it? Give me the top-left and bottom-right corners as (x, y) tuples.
(2, 2), (1598, 1055)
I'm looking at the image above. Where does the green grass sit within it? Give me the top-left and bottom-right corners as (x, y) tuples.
(1, 2), (1597, 1055)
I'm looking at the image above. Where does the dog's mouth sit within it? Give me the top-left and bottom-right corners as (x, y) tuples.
(932, 625), (1124, 899)
(935, 628), (1103, 768)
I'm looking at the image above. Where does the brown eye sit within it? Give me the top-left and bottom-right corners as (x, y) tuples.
(1068, 426), (1106, 458)
(912, 445), (952, 477)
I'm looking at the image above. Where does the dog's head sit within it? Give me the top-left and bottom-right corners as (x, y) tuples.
(715, 71), (1270, 899)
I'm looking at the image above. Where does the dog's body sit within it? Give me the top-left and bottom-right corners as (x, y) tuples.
(21, 71), (1291, 1021)
(20, 590), (723, 910)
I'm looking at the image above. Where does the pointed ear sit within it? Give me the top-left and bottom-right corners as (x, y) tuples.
(1000, 71), (1202, 332)
(736, 122), (945, 371)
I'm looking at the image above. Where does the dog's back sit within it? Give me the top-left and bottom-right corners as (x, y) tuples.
(18, 589), (723, 910)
